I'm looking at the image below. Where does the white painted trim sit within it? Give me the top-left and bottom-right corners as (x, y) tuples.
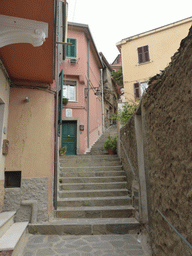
(0, 15), (48, 48)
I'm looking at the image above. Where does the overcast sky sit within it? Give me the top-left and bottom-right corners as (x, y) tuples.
(67, 0), (192, 64)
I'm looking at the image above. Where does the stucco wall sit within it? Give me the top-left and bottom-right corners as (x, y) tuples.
(121, 19), (192, 102)
(0, 63), (10, 211)
(60, 28), (102, 154)
(120, 26), (192, 255)
(5, 87), (54, 218)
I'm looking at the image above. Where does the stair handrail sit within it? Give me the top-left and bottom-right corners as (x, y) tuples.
(120, 139), (136, 179)
(156, 209), (192, 250)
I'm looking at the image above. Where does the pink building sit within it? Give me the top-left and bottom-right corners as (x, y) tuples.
(59, 22), (103, 155)
(111, 54), (122, 72)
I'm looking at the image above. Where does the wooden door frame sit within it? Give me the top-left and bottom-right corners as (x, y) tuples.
(61, 117), (80, 155)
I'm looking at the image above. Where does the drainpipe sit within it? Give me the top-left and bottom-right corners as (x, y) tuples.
(87, 39), (90, 149)
(100, 69), (105, 133)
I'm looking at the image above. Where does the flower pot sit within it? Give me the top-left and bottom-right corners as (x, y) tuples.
(107, 148), (115, 155)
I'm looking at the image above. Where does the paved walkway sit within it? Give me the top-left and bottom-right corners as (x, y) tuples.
(21, 234), (148, 256)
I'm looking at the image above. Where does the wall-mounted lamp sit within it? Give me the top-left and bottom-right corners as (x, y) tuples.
(25, 97), (30, 102)
(94, 88), (102, 96)
(84, 87), (102, 98)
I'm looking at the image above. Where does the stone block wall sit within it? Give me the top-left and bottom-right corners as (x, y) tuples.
(120, 116), (139, 191)
(3, 177), (48, 222)
(120, 26), (192, 255)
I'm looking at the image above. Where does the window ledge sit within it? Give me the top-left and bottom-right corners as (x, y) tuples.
(137, 60), (152, 66)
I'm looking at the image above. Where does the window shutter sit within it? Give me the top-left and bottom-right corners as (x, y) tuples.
(66, 38), (76, 58)
(137, 47), (143, 64)
(58, 70), (63, 136)
(134, 83), (140, 99)
(137, 45), (150, 64)
(144, 45), (149, 62)
(70, 39), (76, 57)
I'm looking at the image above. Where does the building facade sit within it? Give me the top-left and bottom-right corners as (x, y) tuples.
(100, 53), (119, 129)
(116, 17), (192, 102)
(0, 0), (67, 221)
(59, 22), (103, 155)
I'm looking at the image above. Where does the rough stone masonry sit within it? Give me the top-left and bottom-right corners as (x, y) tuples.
(120, 26), (192, 255)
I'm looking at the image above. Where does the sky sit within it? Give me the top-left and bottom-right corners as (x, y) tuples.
(67, 0), (192, 64)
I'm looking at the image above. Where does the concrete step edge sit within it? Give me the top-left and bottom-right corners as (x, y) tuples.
(59, 188), (129, 193)
(28, 218), (140, 235)
(60, 165), (123, 169)
(60, 182), (127, 185)
(0, 211), (16, 238)
(57, 196), (131, 202)
(59, 176), (126, 180)
(56, 205), (135, 211)
(0, 222), (28, 251)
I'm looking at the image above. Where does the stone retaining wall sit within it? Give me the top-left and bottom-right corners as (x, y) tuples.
(120, 26), (192, 255)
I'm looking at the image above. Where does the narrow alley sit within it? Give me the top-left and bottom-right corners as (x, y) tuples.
(20, 126), (148, 256)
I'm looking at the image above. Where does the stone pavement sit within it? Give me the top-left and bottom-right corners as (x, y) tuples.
(21, 234), (148, 256)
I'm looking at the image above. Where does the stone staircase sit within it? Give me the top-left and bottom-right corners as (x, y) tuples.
(0, 211), (28, 256)
(87, 125), (118, 155)
(28, 125), (140, 235)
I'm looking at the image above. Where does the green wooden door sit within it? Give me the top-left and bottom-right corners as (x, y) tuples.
(62, 121), (77, 155)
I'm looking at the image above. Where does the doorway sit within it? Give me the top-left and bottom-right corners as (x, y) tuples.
(62, 121), (77, 155)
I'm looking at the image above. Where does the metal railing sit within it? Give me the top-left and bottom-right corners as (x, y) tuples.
(156, 209), (192, 250)
(120, 139), (136, 179)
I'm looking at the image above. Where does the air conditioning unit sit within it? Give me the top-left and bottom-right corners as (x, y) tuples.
(70, 58), (77, 64)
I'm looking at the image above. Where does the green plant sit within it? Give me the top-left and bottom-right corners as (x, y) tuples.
(111, 67), (123, 86)
(59, 146), (67, 156)
(63, 97), (68, 105)
(111, 99), (140, 125)
(103, 136), (117, 151)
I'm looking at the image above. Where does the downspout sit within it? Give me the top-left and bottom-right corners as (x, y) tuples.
(87, 39), (90, 149)
(100, 68), (105, 133)
(53, 0), (60, 210)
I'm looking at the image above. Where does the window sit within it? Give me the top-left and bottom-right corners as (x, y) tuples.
(137, 45), (150, 64)
(134, 81), (148, 99)
(63, 81), (77, 101)
(5, 171), (21, 188)
(66, 38), (77, 58)
(140, 82), (148, 95)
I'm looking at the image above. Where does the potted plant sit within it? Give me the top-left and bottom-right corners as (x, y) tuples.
(103, 136), (117, 155)
(59, 146), (67, 156)
(63, 97), (68, 106)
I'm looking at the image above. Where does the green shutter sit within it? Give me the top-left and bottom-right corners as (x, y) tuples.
(58, 69), (63, 136)
(66, 38), (76, 58)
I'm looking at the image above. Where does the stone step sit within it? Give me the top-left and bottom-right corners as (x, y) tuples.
(0, 222), (28, 256)
(60, 154), (119, 160)
(60, 170), (125, 177)
(60, 160), (121, 167)
(57, 196), (132, 207)
(0, 211), (15, 238)
(59, 182), (128, 191)
(55, 205), (135, 218)
(86, 150), (108, 155)
(60, 165), (123, 172)
(59, 176), (127, 184)
(58, 189), (129, 198)
(28, 218), (140, 235)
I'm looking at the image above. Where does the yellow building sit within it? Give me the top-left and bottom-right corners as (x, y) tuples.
(116, 17), (192, 102)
